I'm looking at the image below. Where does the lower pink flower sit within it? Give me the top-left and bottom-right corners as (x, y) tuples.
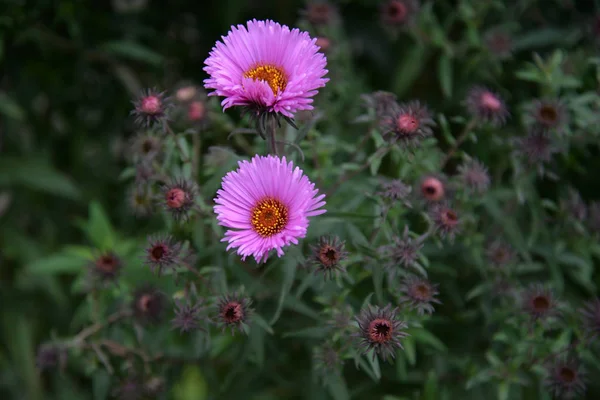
(214, 155), (326, 263)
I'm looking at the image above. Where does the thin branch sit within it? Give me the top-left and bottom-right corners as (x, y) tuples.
(181, 262), (215, 295)
(71, 309), (132, 345)
(91, 343), (114, 375)
(440, 118), (477, 168)
(369, 207), (389, 245)
(164, 122), (191, 164)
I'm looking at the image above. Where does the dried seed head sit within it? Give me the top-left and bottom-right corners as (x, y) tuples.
(485, 240), (517, 269)
(159, 178), (198, 221)
(528, 98), (569, 131)
(129, 132), (162, 162)
(560, 188), (587, 223)
(113, 376), (145, 400)
(377, 178), (412, 206)
(303, 2), (337, 25)
(128, 184), (153, 217)
(381, 100), (436, 149)
(380, 226), (423, 272)
(515, 126), (559, 167)
(36, 344), (67, 371)
(89, 251), (122, 284)
(580, 298), (600, 337)
(355, 304), (409, 362)
(132, 285), (167, 324)
(327, 304), (354, 332)
(465, 86), (509, 127)
(364, 91), (398, 120)
(483, 29), (513, 59)
(144, 234), (185, 274)
(457, 159), (491, 193)
(380, 0), (420, 27)
(399, 276), (442, 315)
(313, 343), (344, 379)
(216, 293), (253, 335)
(544, 358), (586, 399)
(134, 161), (155, 184)
(429, 203), (461, 241)
(143, 376), (166, 397)
(131, 88), (171, 128)
(309, 236), (348, 279)
(588, 202), (600, 234)
(171, 298), (207, 333)
(522, 284), (559, 320)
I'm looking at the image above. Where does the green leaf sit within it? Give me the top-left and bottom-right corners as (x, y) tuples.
(172, 365), (207, 400)
(497, 382), (510, 400)
(282, 326), (328, 339)
(269, 256), (298, 325)
(513, 28), (580, 51)
(93, 370), (111, 400)
(438, 55), (453, 98)
(465, 283), (488, 301)
(326, 374), (350, 400)
(26, 251), (86, 275)
(465, 368), (493, 390)
(482, 197), (530, 262)
(0, 91), (25, 120)
(84, 202), (117, 250)
(252, 313), (274, 335)
(282, 296), (321, 320)
(2, 313), (43, 400)
(396, 352), (408, 380)
(422, 370), (438, 400)
(393, 44), (427, 96)
(372, 265), (384, 305)
(411, 329), (447, 352)
(368, 150), (385, 176)
(249, 324), (265, 368)
(177, 136), (191, 161)
(0, 157), (80, 199)
(101, 40), (164, 66)
(403, 336), (416, 366)
(367, 352), (381, 381)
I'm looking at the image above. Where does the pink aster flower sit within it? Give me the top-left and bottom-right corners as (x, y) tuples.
(203, 19), (329, 119)
(214, 155), (326, 263)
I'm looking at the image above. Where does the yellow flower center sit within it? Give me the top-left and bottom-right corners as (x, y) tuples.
(244, 64), (287, 95)
(251, 198), (288, 237)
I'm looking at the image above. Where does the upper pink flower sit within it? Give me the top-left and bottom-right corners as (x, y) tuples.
(214, 155), (326, 263)
(203, 19), (329, 118)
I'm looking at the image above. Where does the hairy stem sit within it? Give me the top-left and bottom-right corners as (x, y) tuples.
(267, 117), (278, 156)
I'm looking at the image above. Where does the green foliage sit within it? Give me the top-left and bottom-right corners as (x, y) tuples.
(2, 0), (600, 400)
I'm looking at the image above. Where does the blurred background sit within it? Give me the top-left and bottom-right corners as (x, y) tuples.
(2, 0), (600, 399)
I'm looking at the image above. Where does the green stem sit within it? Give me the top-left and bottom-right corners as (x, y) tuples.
(440, 118), (477, 168)
(267, 118), (278, 156)
(164, 122), (191, 164)
(70, 309), (132, 346)
(192, 131), (201, 181)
